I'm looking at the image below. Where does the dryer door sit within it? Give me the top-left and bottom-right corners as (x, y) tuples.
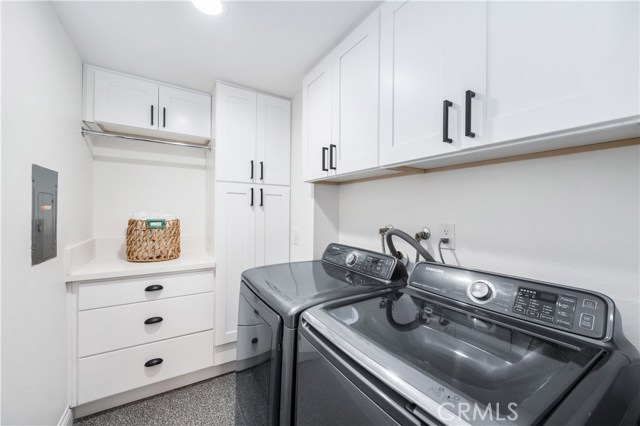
(236, 283), (282, 426)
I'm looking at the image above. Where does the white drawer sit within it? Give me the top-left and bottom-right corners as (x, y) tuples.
(78, 292), (213, 357)
(78, 330), (214, 404)
(78, 270), (214, 310)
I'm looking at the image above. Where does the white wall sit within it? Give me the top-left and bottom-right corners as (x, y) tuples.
(1, 2), (93, 424)
(289, 92), (314, 261)
(338, 145), (640, 349)
(92, 157), (206, 240)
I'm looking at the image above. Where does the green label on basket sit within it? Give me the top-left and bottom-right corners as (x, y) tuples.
(146, 219), (166, 230)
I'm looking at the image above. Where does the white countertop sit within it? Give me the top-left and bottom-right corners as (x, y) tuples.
(66, 253), (215, 282)
(64, 236), (215, 282)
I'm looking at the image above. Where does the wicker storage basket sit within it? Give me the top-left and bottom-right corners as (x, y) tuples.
(126, 218), (180, 262)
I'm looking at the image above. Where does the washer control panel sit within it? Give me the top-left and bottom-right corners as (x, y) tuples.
(322, 244), (398, 281)
(409, 263), (611, 339)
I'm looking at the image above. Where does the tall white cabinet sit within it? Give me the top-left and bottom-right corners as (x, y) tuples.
(213, 83), (291, 360)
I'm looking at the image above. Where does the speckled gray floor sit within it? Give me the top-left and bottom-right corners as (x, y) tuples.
(75, 373), (240, 426)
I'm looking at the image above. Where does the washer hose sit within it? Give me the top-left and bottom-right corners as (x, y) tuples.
(386, 302), (425, 331)
(385, 228), (436, 263)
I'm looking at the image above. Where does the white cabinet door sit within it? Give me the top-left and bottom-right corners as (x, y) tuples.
(214, 182), (256, 345)
(255, 185), (290, 267)
(159, 85), (211, 138)
(302, 56), (333, 181)
(94, 69), (159, 130)
(333, 10), (380, 174)
(379, 1), (463, 166)
(256, 94), (291, 186)
(482, 1), (639, 145)
(215, 84), (257, 184)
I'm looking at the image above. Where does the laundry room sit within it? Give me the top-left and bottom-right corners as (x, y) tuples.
(1, 1), (639, 425)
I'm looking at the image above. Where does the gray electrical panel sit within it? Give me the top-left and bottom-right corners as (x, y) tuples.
(32, 164), (58, 265)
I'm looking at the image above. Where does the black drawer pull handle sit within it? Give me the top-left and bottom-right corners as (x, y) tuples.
(250, 188), (254, 206)
(251, 338), (258, 344)
(322, 147), (329, 171)
(260, 161), (264, 180)
(144, 358), (163, 368)
(144, 316), (163, 325)
(162, 107), (166, 128)
(145, 284), (164, 292)
(250, 160), (254, 180)
(465, 90), (476, 138)
(151, 105), (154, 126)
(443, 100), (453, 143)
(260, 188), (264, 207)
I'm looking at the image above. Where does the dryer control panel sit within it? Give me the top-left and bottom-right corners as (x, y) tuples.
(322, 244), (398, 281)
(409, 262), (611, 340)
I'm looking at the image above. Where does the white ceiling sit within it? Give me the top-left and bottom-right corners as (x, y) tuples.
(52, 1), (379, 98)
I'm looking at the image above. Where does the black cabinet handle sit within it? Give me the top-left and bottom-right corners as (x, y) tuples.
(151, 105), (154, 126)
(322, 147), (329, 171)
(250, 160), (254, 180)
(465, 90), (476, 138)
(145, 284), (164, 292)
(251, 338), (258, 344)
(250, 188), (254, 206)
(144, 316), (163, 325)
(443, 100), (453, 143)
(144, 358), (163, 368)
(260, 161), (264, 180)
(260, 188), (264, 206)
(329, 144), (337, 170)
(162, 107), (166, 128)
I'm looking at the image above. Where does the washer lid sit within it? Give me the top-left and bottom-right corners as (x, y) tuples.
(302, 289), (604, 426)
(242, 260), (403, 328)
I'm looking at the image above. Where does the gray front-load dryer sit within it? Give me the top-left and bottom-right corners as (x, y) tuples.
(234, 243), (406, 426)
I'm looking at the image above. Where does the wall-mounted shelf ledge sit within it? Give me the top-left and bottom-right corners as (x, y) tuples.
(81, 128), (214, 151)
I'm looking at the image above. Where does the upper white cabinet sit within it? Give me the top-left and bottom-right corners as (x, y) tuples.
(302, 56), (334, 181)
(215, 83), (291, 185)
(379, 1), (464, 165)
(93, 69), (159, 131)
(333, 10), (380, 174)
(159, 86), (212, 138)
(479, 1), (640, 145)
(84, 65), (211, 142)
(303, 11), (381, 180)
(302, 1), (639, 181)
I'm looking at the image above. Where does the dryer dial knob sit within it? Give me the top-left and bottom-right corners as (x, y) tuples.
(346, 252), (358, 266)
(469, 281), (492, 300)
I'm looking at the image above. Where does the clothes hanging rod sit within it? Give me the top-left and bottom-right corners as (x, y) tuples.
(81, 128), (213, 151)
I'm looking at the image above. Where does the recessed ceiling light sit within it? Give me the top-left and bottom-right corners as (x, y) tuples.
(192, 0), (224, 16)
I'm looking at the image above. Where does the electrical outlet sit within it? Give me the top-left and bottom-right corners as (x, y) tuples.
(440, 224), (455, 250)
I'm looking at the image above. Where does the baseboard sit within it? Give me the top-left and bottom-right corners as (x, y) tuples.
(58, 405), (74, 426)
(73, 362), (235, 419)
